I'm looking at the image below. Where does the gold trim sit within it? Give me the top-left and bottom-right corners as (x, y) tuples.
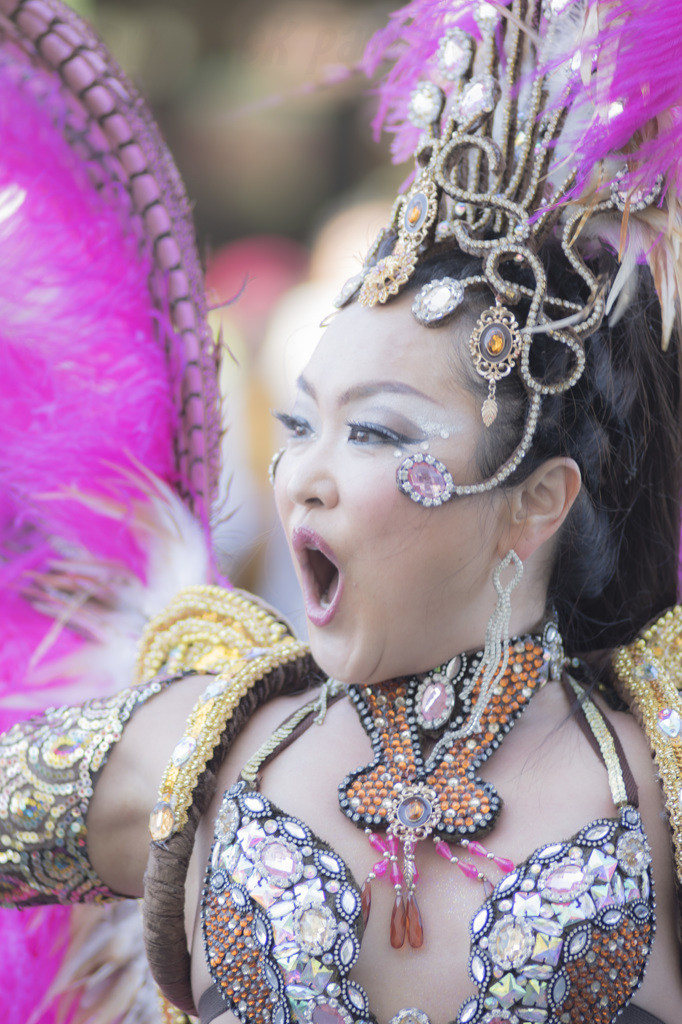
(144, 587), (309, 840)
(613, 605), (682, 881)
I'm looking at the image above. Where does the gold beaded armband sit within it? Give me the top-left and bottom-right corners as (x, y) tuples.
(145, 586), (309, 842)
(613, 606), (682, 881)
(0, 677), (169, 908)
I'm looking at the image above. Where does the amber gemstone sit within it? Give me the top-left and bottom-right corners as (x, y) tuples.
(408, 203), (421, 225)
(405, 798), (425, 822)
(361, 878), (372, 927)
(390, 894), (407, 948)
(406, 893), (424, 948)
(486, 330), (505, 355)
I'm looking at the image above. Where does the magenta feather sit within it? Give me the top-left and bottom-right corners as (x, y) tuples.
(0, 2), (222, 1020)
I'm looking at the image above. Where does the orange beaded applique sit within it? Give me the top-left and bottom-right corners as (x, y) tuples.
(338, 628), (560, 948)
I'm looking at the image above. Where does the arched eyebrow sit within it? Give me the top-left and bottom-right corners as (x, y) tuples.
(295, 374), (438, 407)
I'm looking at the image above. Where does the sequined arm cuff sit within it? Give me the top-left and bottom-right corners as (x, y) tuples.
(0, 676), (170, 908)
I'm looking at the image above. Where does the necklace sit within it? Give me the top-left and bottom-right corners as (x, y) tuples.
(338, 621), (565, 948)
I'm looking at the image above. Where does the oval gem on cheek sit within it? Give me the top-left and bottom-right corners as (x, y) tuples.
(397, 453), (454, 507)
(408, 462), (447, 498)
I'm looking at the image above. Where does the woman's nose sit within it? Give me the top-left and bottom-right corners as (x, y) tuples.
(284, 447), (339, 509)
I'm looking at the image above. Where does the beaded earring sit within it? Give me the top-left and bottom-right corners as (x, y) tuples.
(268, 447), (286, 485)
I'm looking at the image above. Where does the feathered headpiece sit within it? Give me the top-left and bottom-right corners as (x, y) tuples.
(335, 0), (682, 499)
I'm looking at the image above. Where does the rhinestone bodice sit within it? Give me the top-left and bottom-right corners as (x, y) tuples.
(202, 783), (654, 1024)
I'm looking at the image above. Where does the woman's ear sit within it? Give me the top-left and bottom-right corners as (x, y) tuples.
(498, 457), (582, 562)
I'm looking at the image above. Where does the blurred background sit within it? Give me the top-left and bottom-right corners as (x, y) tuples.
(64, 0), (404, 633)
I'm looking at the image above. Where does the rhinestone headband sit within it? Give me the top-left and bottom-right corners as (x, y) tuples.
(334, 0), (675, 496)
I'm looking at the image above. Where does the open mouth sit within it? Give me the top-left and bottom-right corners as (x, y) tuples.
(307, 547), (340, 609)
(292, 527), (343, 626)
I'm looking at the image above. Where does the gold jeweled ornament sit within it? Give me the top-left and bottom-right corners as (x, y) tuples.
(470, 306), (523, 426)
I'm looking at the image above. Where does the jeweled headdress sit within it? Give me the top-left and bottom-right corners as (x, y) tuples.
(336, 0), (682, 499)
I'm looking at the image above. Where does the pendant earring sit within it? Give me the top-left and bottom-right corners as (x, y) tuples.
(396, 453), (454, 506)
(459, 548), (524, 736)
(268, 447), (286, 485)
(470, 306), (522, 427)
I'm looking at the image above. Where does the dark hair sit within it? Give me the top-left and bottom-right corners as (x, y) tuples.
(367, 240), (682, 678)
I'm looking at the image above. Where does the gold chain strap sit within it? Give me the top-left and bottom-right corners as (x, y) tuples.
(565, 675), (628, 807)
(240, 678), (345, 784)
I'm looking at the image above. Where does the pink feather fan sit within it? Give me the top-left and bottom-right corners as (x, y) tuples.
(0, 0), (222, 727)
(363, 0), (682, 342)
(0, 1), (222, 1021)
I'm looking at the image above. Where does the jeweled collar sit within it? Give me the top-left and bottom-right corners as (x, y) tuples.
(338, 621), (565, 844)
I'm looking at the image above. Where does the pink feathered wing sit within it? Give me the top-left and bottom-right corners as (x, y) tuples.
(0, 1), (223, 1020)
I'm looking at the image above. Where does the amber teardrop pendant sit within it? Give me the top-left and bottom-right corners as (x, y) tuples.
(406, 892), (424, 948)
(390, 894), (407, 948)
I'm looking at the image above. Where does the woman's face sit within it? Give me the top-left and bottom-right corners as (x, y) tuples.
(274, 295), (509, 685)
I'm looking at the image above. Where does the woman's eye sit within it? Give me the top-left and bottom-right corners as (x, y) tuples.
(273, 411), (311, 439)
(348, 422), (405, 445)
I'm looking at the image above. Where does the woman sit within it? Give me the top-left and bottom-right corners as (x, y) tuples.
(2, 1), (682, 1023)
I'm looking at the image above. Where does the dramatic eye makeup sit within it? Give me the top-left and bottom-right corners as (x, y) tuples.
(346, 420), (420, 446)
(272, 411), (312, 438)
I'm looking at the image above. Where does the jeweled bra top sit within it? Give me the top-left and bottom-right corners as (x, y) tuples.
(200, 668), (655, 1024)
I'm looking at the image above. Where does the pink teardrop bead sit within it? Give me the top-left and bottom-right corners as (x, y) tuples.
(373, 859), (388, 877)
(413, 865), (419, 884)
(368, 833), (389, 853)
(387, 834), (399, 856)
(467, 841), (488, 858)
(390, 860), (404, 886)
(493, 855), (515, 873)
(457, 860), (480, 880)
(435, 840), (452, 861)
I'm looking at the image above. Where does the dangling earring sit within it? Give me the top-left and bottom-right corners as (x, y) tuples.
(268, 447), (286, 485)
(458, 549), (524, 736)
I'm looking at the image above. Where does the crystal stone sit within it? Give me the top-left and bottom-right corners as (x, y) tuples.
(616, 831), (651, 875)
(471, 953), (487, 983)
(489, 972), (527, 1009)
(216, 799), (240, 842)
(420, 680), (453, 724)
(282, 820), (307, 841)
(437, 28), (473, 79)
(408, 81), (445, 128)
(312, 1003), (347, 1024)
(339, 889), (357, 916)
(347, 988), (365, 1011)
(459, 76), (498, 121)
(540, 862), (592, 903)
(407, 461), (448, 500)
(474, 1), (500, 31)
(583, 824), (612, 843)
(171, 735), (196, 767)
(657, 707), (681, 739)
(488, 915), (533, 969)
(412, 277), (465, 325)
(258, 838), (303, 885)
(149, 800), (175, 841)
(295, 905), (338, 954)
